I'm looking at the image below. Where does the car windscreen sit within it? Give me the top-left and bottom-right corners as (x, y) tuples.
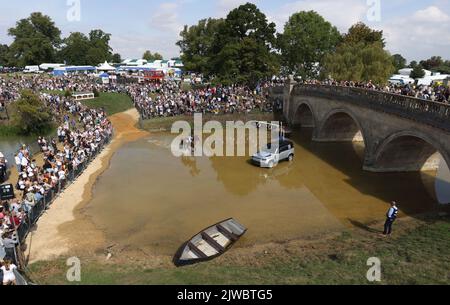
(265, 143), (279, 153)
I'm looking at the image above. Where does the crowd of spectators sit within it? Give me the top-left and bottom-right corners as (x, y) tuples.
(0, 96), (112, 279)
(128, 82), (279, 119)
(0, 74), (102, 103)
(303, 79), (450, 104)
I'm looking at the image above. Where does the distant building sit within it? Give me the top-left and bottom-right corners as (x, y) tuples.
(398, 68), (413, 76)
(122, 59), (148, 66)
(173, 60), (184, 68)
(416, 72), (450, 86)
(389, 74), (415, 85)
(398, 68), (432, 78)
(53, 66), (96, 76)
(39, 63), (64, 71)
(121, 58), (183, 69)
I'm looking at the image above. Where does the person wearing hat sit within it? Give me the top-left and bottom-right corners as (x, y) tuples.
(23, 188), (36, 210)
(383, 201), (399, 236)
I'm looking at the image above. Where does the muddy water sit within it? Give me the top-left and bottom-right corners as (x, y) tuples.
(0, 136), (39, 162)
(85, 129), (438, 256)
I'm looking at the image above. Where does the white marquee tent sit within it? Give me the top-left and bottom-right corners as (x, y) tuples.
(97, 61), (116, 72)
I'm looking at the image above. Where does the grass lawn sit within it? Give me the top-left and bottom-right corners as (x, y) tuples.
(26, 215), (450, 285)
(82, 93), (134, 116)
(0, 125), (22, 137)
(41, 89), (67, 96)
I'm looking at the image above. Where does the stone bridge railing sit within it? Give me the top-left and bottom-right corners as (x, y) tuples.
(282, 84), (450, 132)
(269, 86), (285, 95)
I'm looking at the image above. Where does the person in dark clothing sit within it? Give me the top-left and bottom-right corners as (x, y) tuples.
(383, 201), (399, 236)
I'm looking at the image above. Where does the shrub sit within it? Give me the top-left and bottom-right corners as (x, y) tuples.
(13, 89), (53, 135)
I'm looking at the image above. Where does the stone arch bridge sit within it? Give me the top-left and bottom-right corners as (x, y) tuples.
(269, 83), (450, 173)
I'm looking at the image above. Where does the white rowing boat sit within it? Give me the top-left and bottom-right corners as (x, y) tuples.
(174, 218), (247, 266)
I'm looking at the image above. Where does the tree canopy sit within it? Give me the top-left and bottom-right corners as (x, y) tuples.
(58, 29), (114, 65)
(8, 12), (61, 66)
(13, 89), (53, 134)
(343, 22), (385, 47)
(111, 53), (122, 63)
(142, 50), (163, 61)
(58, 32), (90, 65)
(5, 13), (120, 66)
(0, 44), (12, 66)
(324, 42), (394, 84)
(323, 22), (394, 84)
(391, 54), (406, 73)
(177, 3), (279, 86)
(211, 3), (279, 86)
(410, 65), (425, 79)
(177, 18), (224, 74)
(278, 11), (341, 79)
(419, 56), (450, 74)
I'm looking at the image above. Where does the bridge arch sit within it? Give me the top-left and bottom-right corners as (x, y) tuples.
(315, 109), (366, 143)
(292, 101), (315, 128)
(371, 130), (450, 172)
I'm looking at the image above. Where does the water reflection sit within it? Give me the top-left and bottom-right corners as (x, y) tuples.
(181, 156), (201, 177)
(0, 136), (38, 161)
(436, 156), (450, 204)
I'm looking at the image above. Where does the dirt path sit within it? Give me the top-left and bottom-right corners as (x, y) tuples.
(25, 108), (148, 264)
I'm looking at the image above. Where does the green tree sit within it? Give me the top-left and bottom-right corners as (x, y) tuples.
(58, 30), (115, 65)
(278, 11), (341, 79)
(418, 56), (450, 74)
(142, 50), (163, 61)
(391, 54), (406, 73)
(13, 90), (53, 135)
(435, 60), (450, 74)
(409, 61), (418, 68)
(324, 42), (395, 84)
(0, 44), (12, 66)
(420, 56), (443, 71)
(343, 22), (385, 47)
(111, 53), (122, 63)
(210, 3), (279, 86)
(323, 23), (394, 84)
(86, 29), (113, 64)
(8, 12), (61, 66)
(410, 65), (425, 79)
(177, 18), (225, 74)
(59, 32), (91, 65)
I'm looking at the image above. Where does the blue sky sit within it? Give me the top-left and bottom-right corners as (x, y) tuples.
(0, 0), (449, 61)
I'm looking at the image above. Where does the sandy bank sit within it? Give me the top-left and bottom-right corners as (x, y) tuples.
(26, 108), (148, 263)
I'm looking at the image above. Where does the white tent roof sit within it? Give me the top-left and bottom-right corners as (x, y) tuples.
(98, 61), (116, 71)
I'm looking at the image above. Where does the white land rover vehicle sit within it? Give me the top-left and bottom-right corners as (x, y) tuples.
(251, 140), (295, 168)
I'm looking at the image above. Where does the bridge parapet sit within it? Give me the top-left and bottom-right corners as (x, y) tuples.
(291, 84), (450, 132)
(268, 86), (285, 95)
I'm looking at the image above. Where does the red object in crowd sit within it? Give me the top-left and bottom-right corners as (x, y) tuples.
(8, 215), (21, 227)
(144, 71), (165, 81)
